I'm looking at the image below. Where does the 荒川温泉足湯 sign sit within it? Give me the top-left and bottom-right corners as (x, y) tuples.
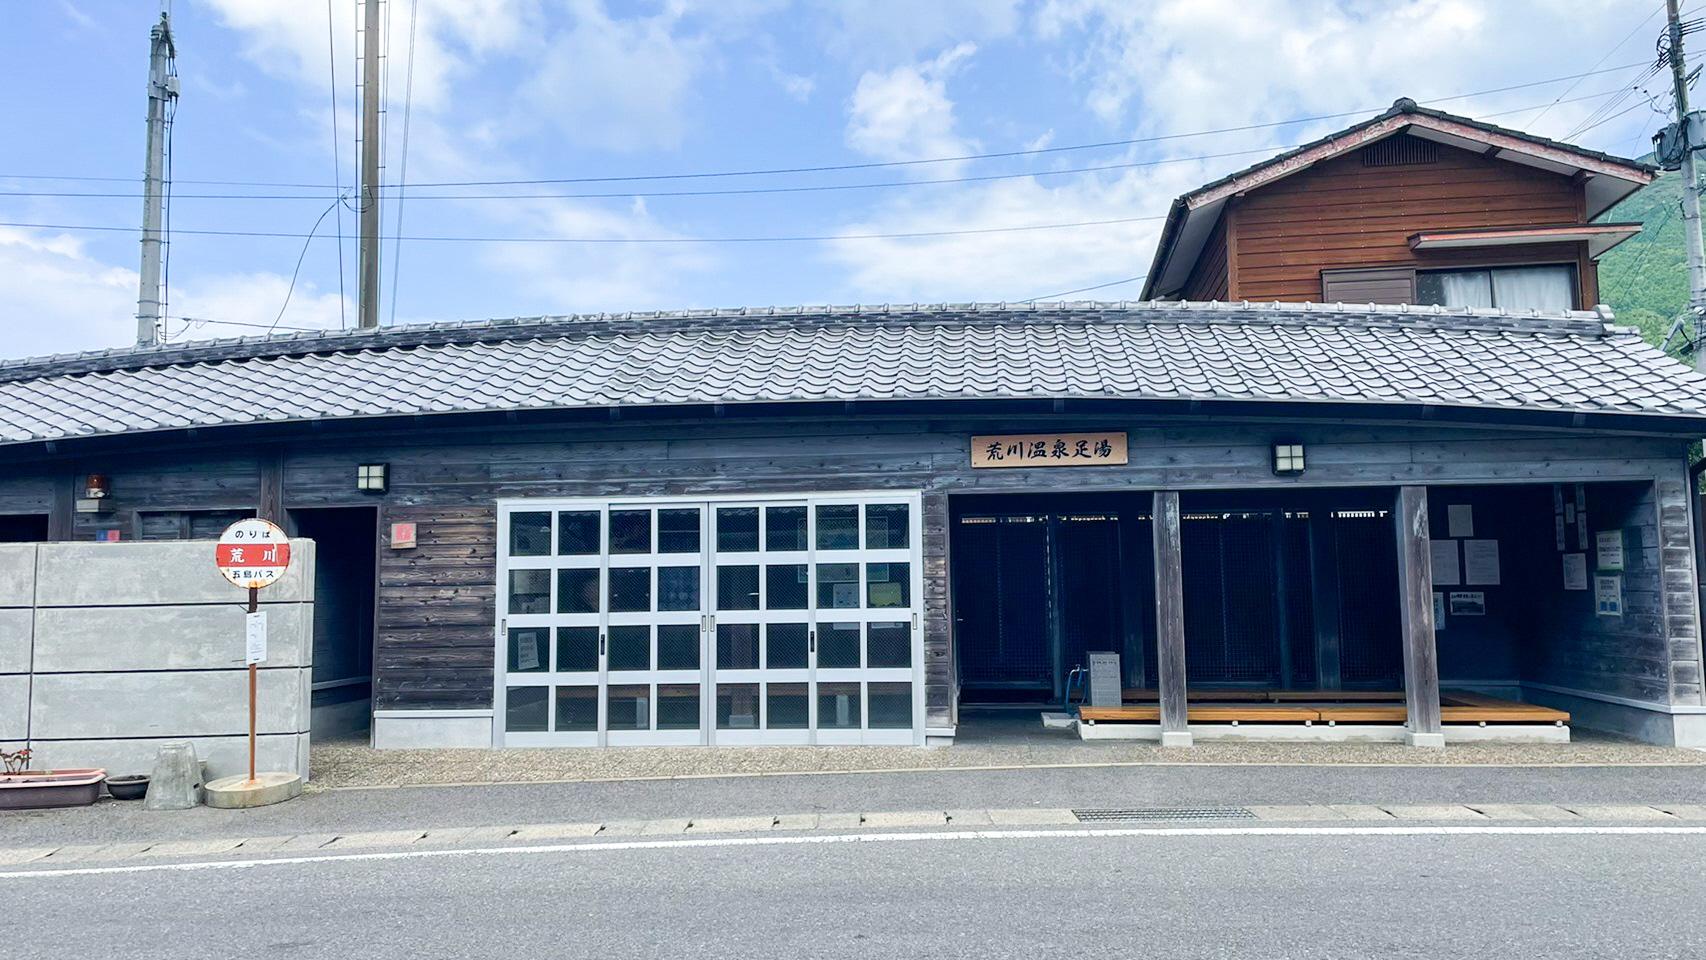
(970, 432), (1128, 468)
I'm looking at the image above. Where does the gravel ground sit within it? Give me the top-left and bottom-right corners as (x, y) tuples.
(310, 718), (1706, 789)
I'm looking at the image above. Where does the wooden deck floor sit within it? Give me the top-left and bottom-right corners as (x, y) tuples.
(1081, 690), (1569, 726)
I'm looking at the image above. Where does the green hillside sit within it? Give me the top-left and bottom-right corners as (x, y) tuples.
(1598, 165), (1691, 347)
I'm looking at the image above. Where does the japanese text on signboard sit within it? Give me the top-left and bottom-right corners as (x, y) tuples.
(970, 432), (1128, 468)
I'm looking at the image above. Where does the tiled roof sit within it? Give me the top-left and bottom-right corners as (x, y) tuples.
(2, 301), (1704, 445)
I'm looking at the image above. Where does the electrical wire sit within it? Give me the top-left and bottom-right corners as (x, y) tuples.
(387, 0), (418, 328)
(0, 62), (1652, 190)
(265, 198), (342, 333)
(0, 214), (1168, 245)
(1529, 5), (1661, 128)
(1021, 275), (1148, 302)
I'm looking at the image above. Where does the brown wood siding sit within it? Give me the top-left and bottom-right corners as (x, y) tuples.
(1227, 142), (1597, 305)
(1181, 212), (1229, 301)
(376, 503), (496, 711)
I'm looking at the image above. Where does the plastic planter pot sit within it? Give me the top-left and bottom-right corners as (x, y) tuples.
(105, 774), (151, 801)
(0, 769), (108, 810)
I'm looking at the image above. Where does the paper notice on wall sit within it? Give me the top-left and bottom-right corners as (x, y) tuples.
(1595, 575), (1623, 617)
(1577, 512), (1589, 550)
(1575, 484), (1587, 512)
(517, 633), (540, 671)
(1552, 485), (1565, 514)
(1562, 553), (1588, 591)
(1463, 539), (1501, 585)
(1554, 514), (1567, 551)
(244, 611), (268, 665)
(1447, 504), (1474, 538)
(1448, 591), (1486, 616)
(1430, 539), (1461, 586)
(1564, 504), (1576, 524)
(1596, 529), (1625, 572)
(1433, 591), (1445, 628)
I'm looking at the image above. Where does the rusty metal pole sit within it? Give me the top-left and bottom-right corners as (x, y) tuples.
(248, 585), (258, 784)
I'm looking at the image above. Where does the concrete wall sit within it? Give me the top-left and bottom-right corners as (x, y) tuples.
(0, 540), (314, 779)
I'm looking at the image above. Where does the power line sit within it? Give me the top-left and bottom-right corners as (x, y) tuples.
(1021, 275), (1148, 302)
(388, 0), (419, 328)
(0, 87), (1634, 204)
(0, 214), (1167, 245)
(266, 198), (342, 333)
(327, 0), (347, 330)
(0, 62), (1652, 191)
(1529, 4), (1661, 128)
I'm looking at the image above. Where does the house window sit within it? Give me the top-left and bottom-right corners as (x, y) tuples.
(1416, 265), (1575, 312)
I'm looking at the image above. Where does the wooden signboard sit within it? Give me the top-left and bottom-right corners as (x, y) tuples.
(971, 432), (1128, 468)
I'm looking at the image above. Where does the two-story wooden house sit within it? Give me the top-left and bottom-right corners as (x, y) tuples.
(2, 100), (1705, 771)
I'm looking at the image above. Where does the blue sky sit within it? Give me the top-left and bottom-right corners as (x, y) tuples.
(0, 0), (1676, 358)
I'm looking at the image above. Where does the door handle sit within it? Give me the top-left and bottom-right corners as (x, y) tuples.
(810, 629), (816, 653)
(599, 633), (606, 656)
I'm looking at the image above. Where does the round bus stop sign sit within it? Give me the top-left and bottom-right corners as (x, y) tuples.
(215, 518), (292, 589)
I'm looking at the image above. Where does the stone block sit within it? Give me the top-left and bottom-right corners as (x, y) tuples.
(640, 819), (690, 835)
(986, 808), (1077, 825)
(508, 822), (601, 841)
(595, 820), (652, 837)
(0, 544), (35, 607)
(143, 740), (204, 810)
(1656, 805), (1706, 820)
(945, 809), (993, 826)
(770, 814), (819, 831)
(817, 812), (863, 829)
(372, 710), (494, 748)
(1326, 804), (1397, 821)
(1564, 805), (1678, 821)
(1380, 805), (1487, 821)
(1248, 805), (1348, 822)
(1467, 804), (1580, 821)
(33, 539), (315, 606)
(324, 829), (424, 849)
(27, 732), (308, 780)
(0, 675), (26, 741)
(32, 603), (312, 671)
(420, 826), (517, 846)
(861, 810), (947, 828)
(0, 847), (55, 866)
(139, 838), (247, 858)
(0, 608), (31, 673)
(688, 816), (776, 834)
(30, 668), (308, 740)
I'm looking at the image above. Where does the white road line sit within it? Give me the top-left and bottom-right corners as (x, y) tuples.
(5, 824), (1706, 880)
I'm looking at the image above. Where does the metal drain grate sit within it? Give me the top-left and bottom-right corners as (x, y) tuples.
(1071, 807), (1256, 823)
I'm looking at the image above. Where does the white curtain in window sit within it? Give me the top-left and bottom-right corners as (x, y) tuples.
(1491, 266), (1573, 312)
(1437, 270), (1493, 308)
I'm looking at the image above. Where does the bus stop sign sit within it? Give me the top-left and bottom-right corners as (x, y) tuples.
(215, 518), (292, 590)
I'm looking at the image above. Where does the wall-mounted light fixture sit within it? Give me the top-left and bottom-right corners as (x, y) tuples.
(356, 463), (389, 494)
(1272, 442), (1306, 477)
(75, 473), (113, 514)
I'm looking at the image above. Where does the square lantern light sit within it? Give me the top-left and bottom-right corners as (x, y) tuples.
(356, 463), (389, 494)
(1272, 442), (1306, 477)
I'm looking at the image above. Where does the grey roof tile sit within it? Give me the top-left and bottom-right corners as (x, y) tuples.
(2, 301), (1705, 445)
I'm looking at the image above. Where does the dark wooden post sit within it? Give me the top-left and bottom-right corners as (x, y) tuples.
(1393, 485), (1443, 747)
(1152, 490), (1191, 747)
(257, 447), (285, 526)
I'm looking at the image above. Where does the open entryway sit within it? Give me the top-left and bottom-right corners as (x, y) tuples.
(290, 507), (378, 742)
(496, 492), (925, 747)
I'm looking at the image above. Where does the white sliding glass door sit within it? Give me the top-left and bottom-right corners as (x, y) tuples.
(496, 492), (923, 747)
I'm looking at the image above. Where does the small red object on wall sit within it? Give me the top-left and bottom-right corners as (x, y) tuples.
(390, 521), (417, 549)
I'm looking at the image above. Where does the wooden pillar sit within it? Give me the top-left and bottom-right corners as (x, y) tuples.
(1152, 490), (1191, 747)
(257, 447), (285, 527)
(1393, 485), (1443, 747)
(1308, 511), (1342, 690)
(48, 469), (75, 541)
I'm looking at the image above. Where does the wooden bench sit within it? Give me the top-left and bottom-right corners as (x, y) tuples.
(1080, 704), (1321, 724)
(1315, 704), (1570, 725)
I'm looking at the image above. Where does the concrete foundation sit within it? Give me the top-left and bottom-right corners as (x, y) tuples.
(373, 709), (494, 748)
(204, 771), (302, 809)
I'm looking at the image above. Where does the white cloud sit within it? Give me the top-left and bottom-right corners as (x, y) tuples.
(815, 0), (1021, 65)
(0, 229), (137, 358)
(846, 43), (979, 168)
(172, 272), (348, 336)
(522, 2), (707, 153)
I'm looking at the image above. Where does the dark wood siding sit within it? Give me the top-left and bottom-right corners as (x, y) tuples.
(376, 503), (495, 710)
(1228, 140), (1595, 305)
(1181, 212), (1230, 301)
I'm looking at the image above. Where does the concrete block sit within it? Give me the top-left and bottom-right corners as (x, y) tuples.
(0, 675), (27, 741)
(1326, 805), (1397, 821)
(231, 835), (296, 853)
(641, 819), (690, 835)
(1380, 805), (1487, 821)
(420, 826), (518, 846)
(37, 844), (114, 864)
(861, 810), (947, 828)
(508, 822), (600, 841)
(81, 842), (154, 862)
(817, 812), (863, 830)
(324, 829), (426, 849)
(1467, 804), (1580, 821)
(595, 820), (653, 837)
(32, 603), (312, 671)
(143, 741), (204, 810)
(945, 809), (993, 826)
(771, 814), (819, 831)
(1404, 731), (1447, 748)
(26, 733), (307, 781)
(1160, 730), (1194, 748)
(373, 710), (494, 748)
(1564, 805), (1678, 821)
(204, 772), (302, 809)
(1248, 805), (1348, 822)
(1655, 805), (1706, 820)
(0, 544), (35, 607)
(0, 847), (56, 866)
(0, 608), (31, 673)
(139, 838), (247, 858)
(987, 808), (1077, 825)
(30, 668), (308, 740)
(688, 816), (776, 834)
(269, 834), (340, 852)
(33, 539), (315, 606)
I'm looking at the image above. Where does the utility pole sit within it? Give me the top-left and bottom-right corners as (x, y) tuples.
(357, 0), (382, 329)
(135, 12), (176, 347)
(1667, 0), (1706, 364)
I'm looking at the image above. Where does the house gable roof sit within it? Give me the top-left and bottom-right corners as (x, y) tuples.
(1141, 98), (1657, 300)
(2, 302), (1704, 449)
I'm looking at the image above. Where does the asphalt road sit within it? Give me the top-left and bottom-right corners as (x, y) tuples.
(6, 827), (1703, 959)
(8, 762), (1706, 846)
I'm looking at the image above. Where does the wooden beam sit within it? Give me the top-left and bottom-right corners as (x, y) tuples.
(257, 446), (285, 526)
(1308, 510), (1343, 690)
(1152, 490), (1191, 747)
(48, 469), (75, 541)
(1393, 485), (1443, 746)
